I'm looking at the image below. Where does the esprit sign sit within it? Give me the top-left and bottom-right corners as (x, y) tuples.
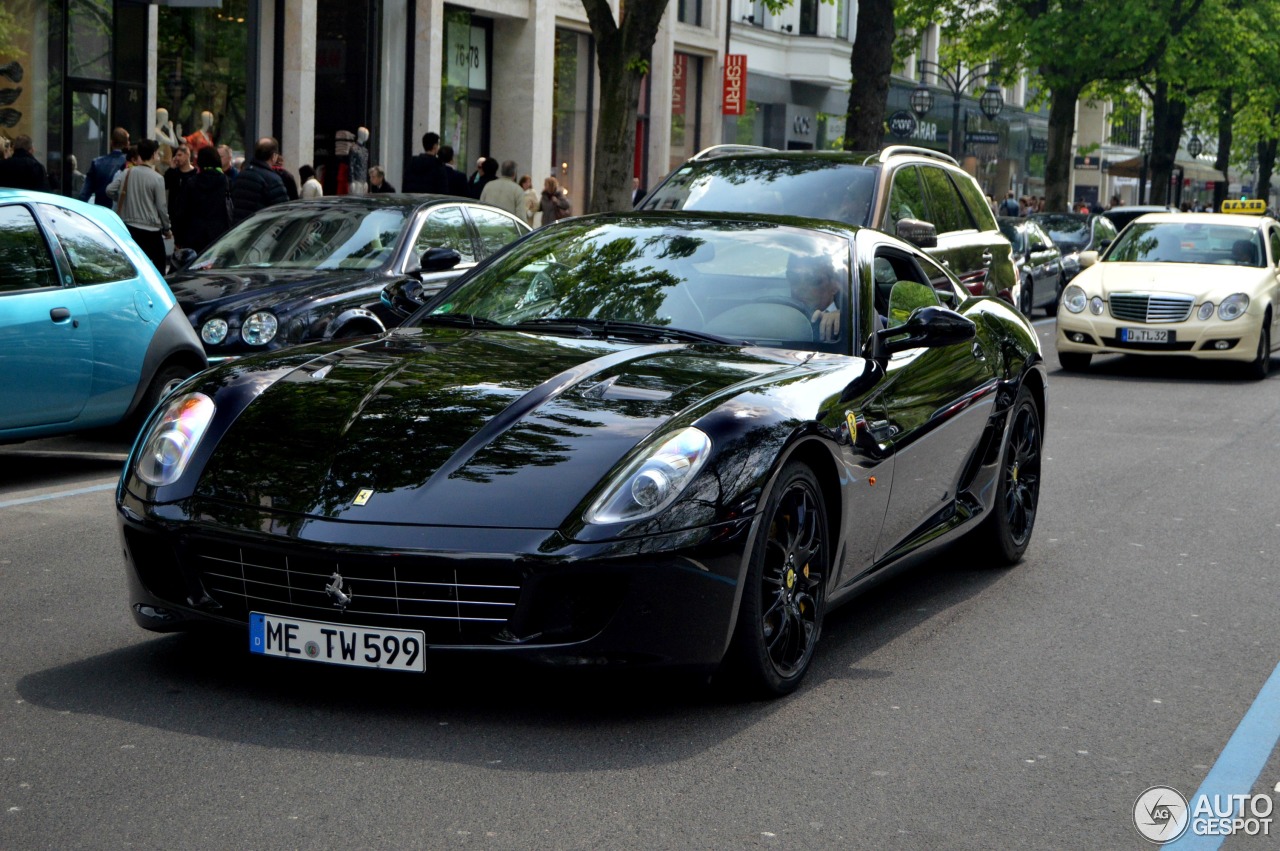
(723, 54), (746, 116)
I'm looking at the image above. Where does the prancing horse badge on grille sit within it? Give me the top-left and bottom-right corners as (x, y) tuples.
(325, 572), (353, 610)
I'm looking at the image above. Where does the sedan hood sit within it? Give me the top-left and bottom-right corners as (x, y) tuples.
(1087, 262), (1262, 298)
(167, 268), (378, 316)
(193, 329), (818, 528)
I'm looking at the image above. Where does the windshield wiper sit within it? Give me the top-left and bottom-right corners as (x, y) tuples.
(417, 312), (503, 328)
(514, 317), (734, 345)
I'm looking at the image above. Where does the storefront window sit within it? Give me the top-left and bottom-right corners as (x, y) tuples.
(68, 0), (111, 79)
(156, 0), (249, 158)
(669, 52), (701, 171)
(442, 10), (490, 176)
(552, 28), (592, 215)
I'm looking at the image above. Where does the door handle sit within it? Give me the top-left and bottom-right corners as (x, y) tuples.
(50, 307), (71, 322)
(981, 251), (993, 264)
(972, 341), (986, 360)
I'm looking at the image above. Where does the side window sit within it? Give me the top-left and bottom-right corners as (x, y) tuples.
(468, 208), (526, 259)
(1094, 216), (1117, 243)
(1270, 229), (1280, 266)
(0, 205), (58, 293)
(950, 170), (998, 231)
(413, 206), (476, 265)
(918, 167), (975, 234)
(1028, 224), (1046, 251)
(914, 251), (965, 307)
(870, 249), (937, 318)
(38, 204), (138, 285)
(882, 166), (926, 236)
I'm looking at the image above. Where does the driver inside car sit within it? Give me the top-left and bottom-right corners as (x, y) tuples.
(786, 253), (845, 342)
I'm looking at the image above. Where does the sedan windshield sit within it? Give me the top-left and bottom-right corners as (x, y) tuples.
(640, 158), (879, 227)
(1106, 222), (1263, 267)
(190, 205), (411, 272)
(417, 217), (855, 352)
(1034, 214), (1089, 250)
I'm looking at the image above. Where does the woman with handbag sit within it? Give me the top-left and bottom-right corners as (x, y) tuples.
(539, 176), (571, 227)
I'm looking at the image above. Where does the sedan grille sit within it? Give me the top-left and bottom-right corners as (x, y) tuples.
(1109, 293), (1194, 323)
(191, 538), (522, 642)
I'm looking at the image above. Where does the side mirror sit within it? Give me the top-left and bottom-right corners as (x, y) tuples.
(412, 247), (462, 277)
(1097, 238), (1112, 251)
(1078, 250), (1099, 269)
(874, 305), (976, 358)
(895, 218), (938, 249)
(169, 248), (198, 272)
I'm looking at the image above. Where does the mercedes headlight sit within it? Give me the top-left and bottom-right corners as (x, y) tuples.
(1089, 296), (1104, 315)
(1062, 285), (1087, 314)
(587, 427), (711, 524)
(135, 393), (215, 486)
(241, 311), (278, 345)
(1219, 293), (1249, 321)
(1197, 302), (1214, 321)
(201, 318), (228, 345)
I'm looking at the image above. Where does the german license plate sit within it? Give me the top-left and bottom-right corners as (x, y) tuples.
(249, 612), (425, 672)
(1120, 328), (1170, 343)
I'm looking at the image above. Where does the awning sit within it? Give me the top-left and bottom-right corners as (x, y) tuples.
(1107, 155), (1229, 183)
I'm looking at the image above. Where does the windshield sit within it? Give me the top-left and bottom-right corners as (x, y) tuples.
(640, 158), (879, 227)
(1034, 214), (1089, 249)
(997, 221), (1024, 252)
(416, 217), (855, 352)
(190, 205), (411, 272)
(1105, 222), (1263, 267)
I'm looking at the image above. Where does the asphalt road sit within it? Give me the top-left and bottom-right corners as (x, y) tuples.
(2, 320), (1278, 850)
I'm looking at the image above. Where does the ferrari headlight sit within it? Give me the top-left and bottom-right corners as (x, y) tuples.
(1219, 293), (1249, 321)
(135, 393), (215, 487)
(241, 311), (278, 345)
(587, 427), (711, 524)
(1089, 296), (1104, 315)
(201, 318), (228, 345)
(1197, 302), (1214, 321)
(1062, 285), (1087, 314)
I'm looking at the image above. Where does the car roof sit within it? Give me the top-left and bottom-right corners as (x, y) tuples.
(1125, 212), (1273, 227)
(683, 147), (963, 170)
(270, 194), (486, 211)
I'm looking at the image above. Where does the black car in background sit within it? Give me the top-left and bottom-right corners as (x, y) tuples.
(640, 146), (1019, 305)
(1029, 212), (1118, 284)
(997, 217), (1067, 316)
(1101, 204), (1178, 232)
(167, 195), (529, 361)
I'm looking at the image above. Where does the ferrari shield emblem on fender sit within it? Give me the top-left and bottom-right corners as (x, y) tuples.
(352, 488), (373, 506)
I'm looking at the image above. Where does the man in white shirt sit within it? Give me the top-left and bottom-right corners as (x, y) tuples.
(479, 160), (527, 219)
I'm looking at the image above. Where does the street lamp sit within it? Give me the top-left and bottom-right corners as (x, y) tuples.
(1187, 134), (1203, 159)
(914, 60), (1002, 157)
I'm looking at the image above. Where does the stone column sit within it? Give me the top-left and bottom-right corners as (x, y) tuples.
(489, 0), (554, 187)
(280, 0), (316, 174)
(409, 0), (444, 168)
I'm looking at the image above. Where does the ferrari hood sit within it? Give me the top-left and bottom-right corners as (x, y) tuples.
(193, 328), (819, 528)
(167, 268), (377, 316)
(1086, 262), (1263, 298)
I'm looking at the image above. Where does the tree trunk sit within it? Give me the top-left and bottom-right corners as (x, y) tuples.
(1212, 89), (1232, 212)
(1257, 138), (1277, 208)
(1043, 82), (1081, 213)
(1148, 81), (1187, 207)
(582, 0), (669, 213)
(844, 0), (895, 151)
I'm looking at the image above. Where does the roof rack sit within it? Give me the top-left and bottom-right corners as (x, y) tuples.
(690, 144), (778, 161)
(869, 146), (959, 167)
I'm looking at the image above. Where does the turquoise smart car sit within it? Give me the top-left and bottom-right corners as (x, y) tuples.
(0, 189), (206, 441)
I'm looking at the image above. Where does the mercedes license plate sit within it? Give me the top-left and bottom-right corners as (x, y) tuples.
(249, 612), (425, 672)
(1120, 328), (1170, 344)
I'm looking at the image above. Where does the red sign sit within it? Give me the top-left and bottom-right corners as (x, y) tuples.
(722, 54), (746, 116)
(672, 53), (687, 117)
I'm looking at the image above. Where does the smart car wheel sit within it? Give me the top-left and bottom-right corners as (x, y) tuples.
(973, 384), (1041, 566)
(726, 461), (828, 697)
(1243, 318), (1271, 381)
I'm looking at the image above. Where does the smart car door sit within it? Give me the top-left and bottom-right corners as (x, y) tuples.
(863, 245), (999, 562)
(0, 203), (92, 429)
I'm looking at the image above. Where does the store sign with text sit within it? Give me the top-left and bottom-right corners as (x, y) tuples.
(723, 54), (746, 116)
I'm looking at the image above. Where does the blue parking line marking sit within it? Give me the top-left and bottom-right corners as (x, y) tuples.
(0, 483), (115, 509)
(1164, 658), (1280, 849)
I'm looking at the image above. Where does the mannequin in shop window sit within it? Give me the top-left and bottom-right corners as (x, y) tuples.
(185, 111), (215, 156)
(154, 108), (181, 173)
(348, 127), (370, 195)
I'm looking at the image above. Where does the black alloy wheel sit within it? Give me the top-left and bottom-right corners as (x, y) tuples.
(973, 384), (1042, 565)
(1244, 318), (1271, 381)
(1019, 276), (1033, 317)
(727, 461), (828, 697)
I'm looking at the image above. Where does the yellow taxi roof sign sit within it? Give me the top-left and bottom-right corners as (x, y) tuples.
(1221, 199), (1267, 215)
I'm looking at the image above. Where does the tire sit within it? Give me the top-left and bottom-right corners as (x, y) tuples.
(1243, 319), (1271, 381)
(1044, 275), (1063, 316)
(129, 363), (196, 434)
(725, 461), (829, 698)
(971, 384), (1042, 566)
(1058, 351), (1091, 372)
(1018, 277), (1033, 316)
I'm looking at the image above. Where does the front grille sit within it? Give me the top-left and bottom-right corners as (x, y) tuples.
(189, 538), (522, 643)
(1109, 293), (1194, 323)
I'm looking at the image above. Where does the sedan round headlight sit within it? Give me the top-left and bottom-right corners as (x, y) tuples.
(135, 393), (215, 487)
(1088, 296), (1104, 315)
(201, 318), (228, 345)
(587, 427), (712, 524)
(1197, 302), (1215, 321)
(1062, 285), (1087, 314)
(241, 311), (278, 345)
(1219, 293), (1250, 321)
